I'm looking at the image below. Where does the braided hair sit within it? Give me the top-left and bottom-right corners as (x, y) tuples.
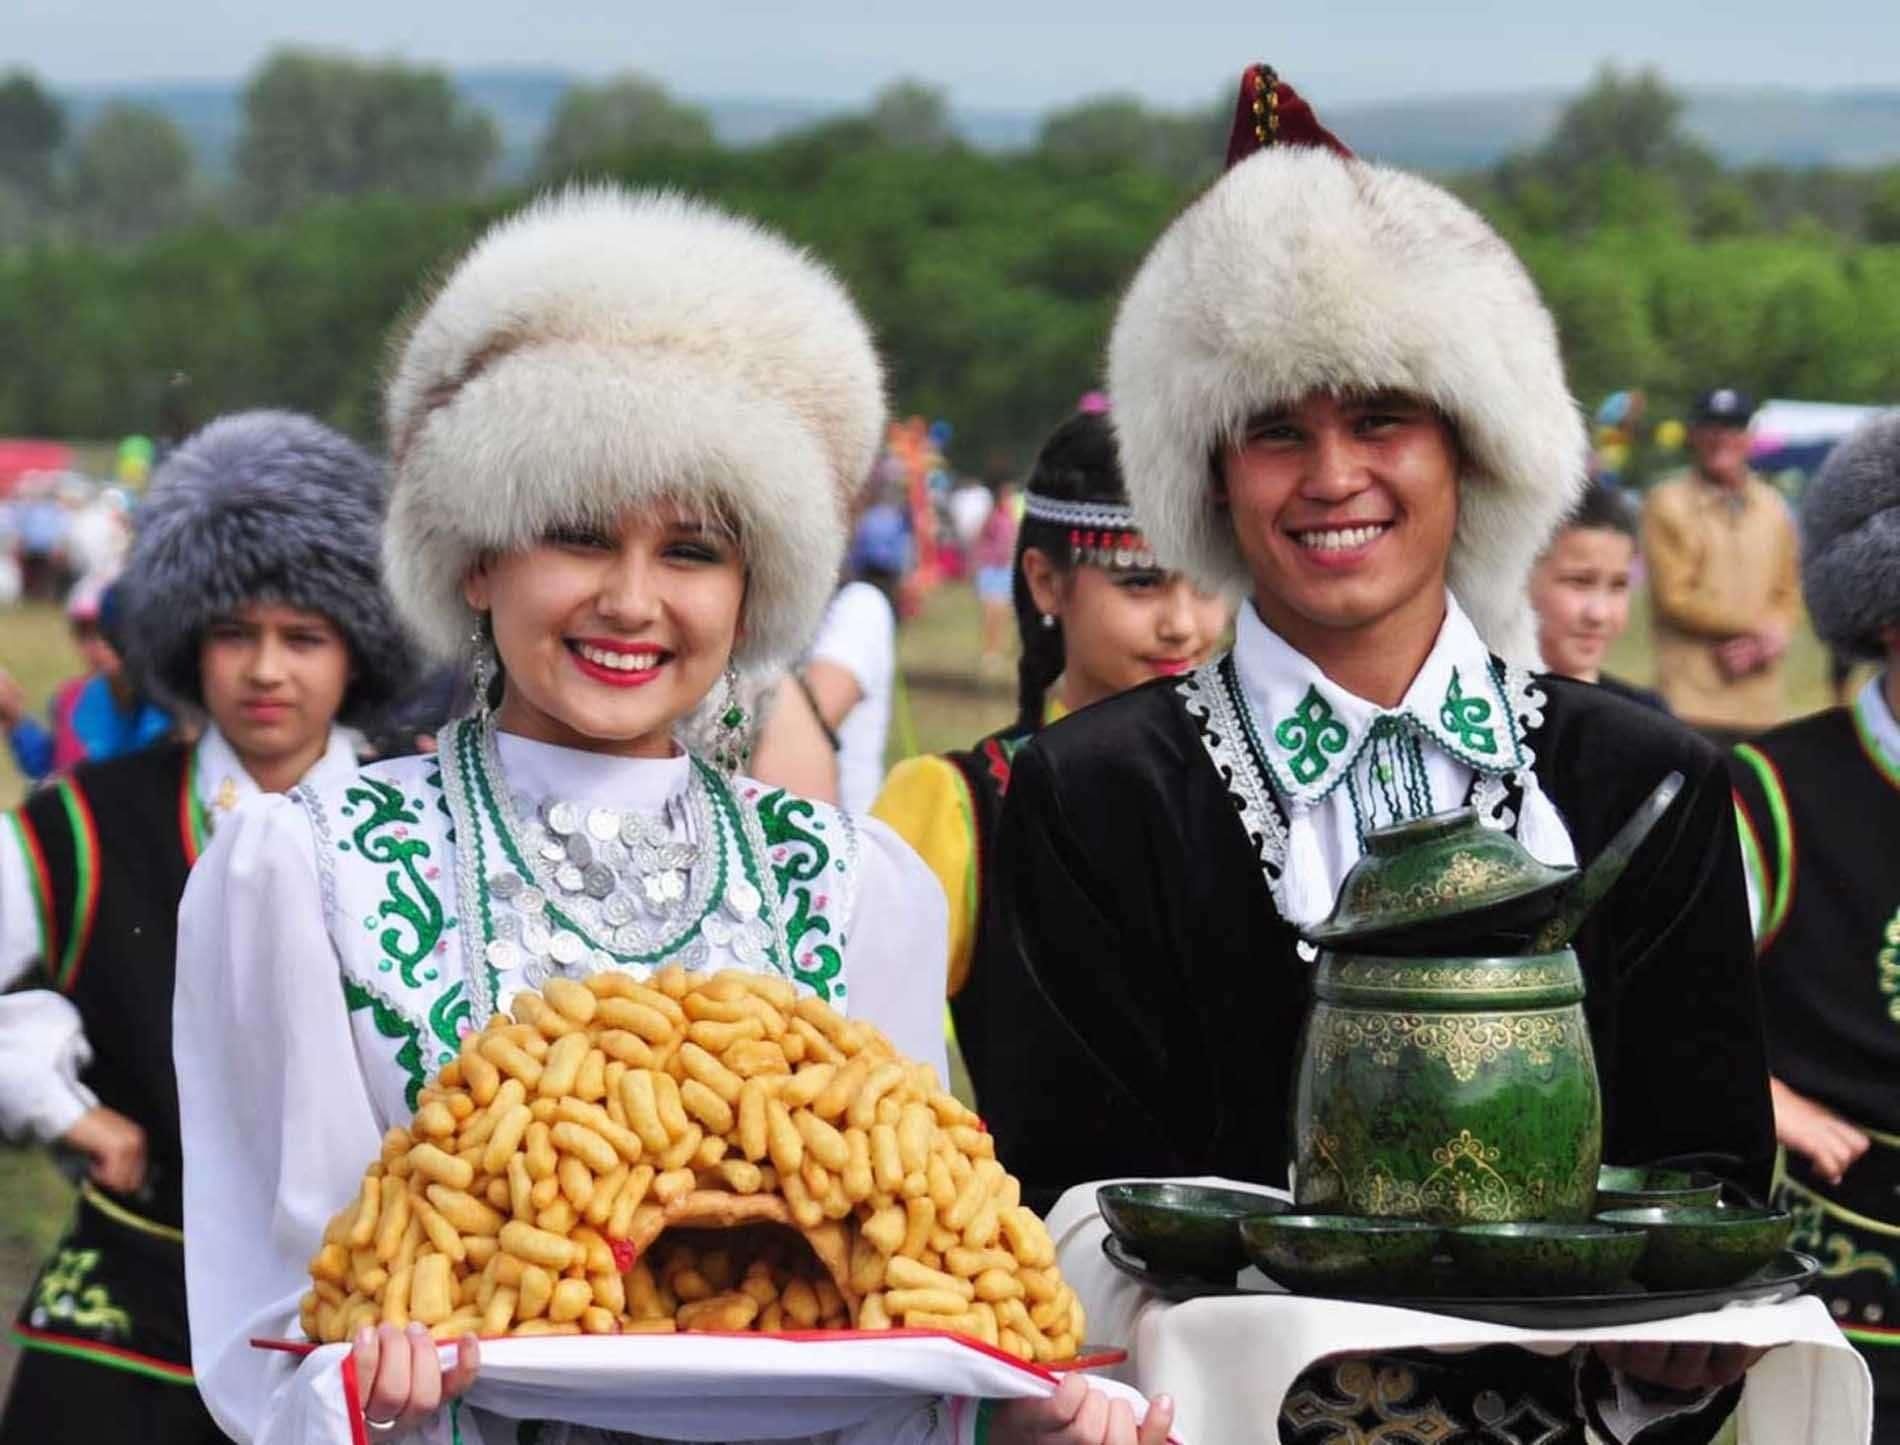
(1011, 409), (1131, 731)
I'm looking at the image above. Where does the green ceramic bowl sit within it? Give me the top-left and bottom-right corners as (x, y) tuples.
(1095, 1184), (1288, 1279)
(1596, 1206), (1794, 1290)
(1239, 1213), (1442, 1294)
(1595, 1166), (1724, 1212)
(1446, 1221), (1646, 1296)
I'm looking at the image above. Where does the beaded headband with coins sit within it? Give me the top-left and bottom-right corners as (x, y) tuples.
(1021, 492), (1156, 571)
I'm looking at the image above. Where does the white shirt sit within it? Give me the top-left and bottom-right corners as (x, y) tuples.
(1857, 670), (1900, 772)
(173, 731), (951, 1444)
(1224, 594), (1577, 928)
(0, 727), (356, 1143)
(947, 484), (994, 548)
(811, 583), (898, 814)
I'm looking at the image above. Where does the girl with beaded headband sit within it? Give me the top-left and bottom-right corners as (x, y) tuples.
(172, 189), (1172, 1445)
(873, 402), (1229, 1139)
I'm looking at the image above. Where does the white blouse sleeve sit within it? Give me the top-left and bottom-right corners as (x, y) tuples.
(842, 816), (949, 1086)
(0, 820), (41, 992)
(0, 811), (98, 1142)
(0, 990), (97, 1141)
(174, 794), (386, 1445)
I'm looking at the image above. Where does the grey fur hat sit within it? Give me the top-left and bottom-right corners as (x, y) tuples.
(122, 410), (416, 722)
(1801, 410), (1900, 661)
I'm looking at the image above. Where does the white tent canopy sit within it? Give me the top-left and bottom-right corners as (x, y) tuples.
(1751, 399), (1888, 450)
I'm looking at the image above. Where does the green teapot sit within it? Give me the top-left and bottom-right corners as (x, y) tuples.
(1289, 774), (1681, 1225)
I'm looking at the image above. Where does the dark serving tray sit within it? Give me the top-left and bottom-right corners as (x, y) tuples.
(1101, 1234), (1821, 1329)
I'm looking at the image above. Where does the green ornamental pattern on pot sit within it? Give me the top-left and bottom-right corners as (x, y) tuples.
(1291, 950), (1603, 1225)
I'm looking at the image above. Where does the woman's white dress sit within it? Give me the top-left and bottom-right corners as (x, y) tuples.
(174, 721), (956, 1445)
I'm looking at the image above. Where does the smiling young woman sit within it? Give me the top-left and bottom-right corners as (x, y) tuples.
(0, 412), (410, 1445)
(171, 187), (1171, 1445)
(872, 405), (1231, 1125)
(465, 506), (748, 759)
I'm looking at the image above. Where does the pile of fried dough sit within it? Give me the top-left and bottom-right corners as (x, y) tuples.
(304, 966), (1082, 1362)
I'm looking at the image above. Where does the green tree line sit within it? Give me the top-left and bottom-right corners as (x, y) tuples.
(1, 59), (1897, 469)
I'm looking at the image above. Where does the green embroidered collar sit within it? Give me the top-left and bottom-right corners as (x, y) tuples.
(1230, 596), (1528, 808)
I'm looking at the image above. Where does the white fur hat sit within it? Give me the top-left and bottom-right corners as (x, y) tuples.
(1107, 72), (1588, 665)
(383, 186), (886, 670)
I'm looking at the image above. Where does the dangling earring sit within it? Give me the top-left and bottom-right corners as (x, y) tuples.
(468, 614), (496, 723)
(1039, 613), (1056, 630)
(712, 664), (751, 775)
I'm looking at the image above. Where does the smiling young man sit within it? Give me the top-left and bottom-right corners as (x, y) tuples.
(984, 66), (1774, 1444)
(0, 411), (413, 1443)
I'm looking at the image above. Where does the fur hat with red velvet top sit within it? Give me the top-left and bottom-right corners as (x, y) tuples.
(1108, 64), (1588, 665)
(381, 185), (886, 671)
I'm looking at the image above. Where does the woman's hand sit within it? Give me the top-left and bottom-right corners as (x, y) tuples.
(1771, 1076), (1869, 1184)
(351, 1323), (479, 1434)
(61, 1105), (147, 1194)
(989, 1375), (1174, 1445)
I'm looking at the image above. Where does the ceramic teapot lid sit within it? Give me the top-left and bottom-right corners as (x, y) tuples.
(1303, 807), (1576, 953)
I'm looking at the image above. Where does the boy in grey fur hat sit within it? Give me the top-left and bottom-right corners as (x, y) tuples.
(1732, 410), (1900, 1443)
(0, 410), (412, 1444)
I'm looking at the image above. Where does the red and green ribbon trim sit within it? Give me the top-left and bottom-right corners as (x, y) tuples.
(50, 777), (101, 992)
(1732, 743), (1795, 951)
(179, 746), (209, 865)
(10, 1324), (195, 1385)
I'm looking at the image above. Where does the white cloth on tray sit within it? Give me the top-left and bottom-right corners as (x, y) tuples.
(1049, 1178), (1872, 1445)
(258, 1333), (1172, 1445)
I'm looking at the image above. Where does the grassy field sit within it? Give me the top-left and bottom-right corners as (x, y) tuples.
(0, 584), (1849, 1396)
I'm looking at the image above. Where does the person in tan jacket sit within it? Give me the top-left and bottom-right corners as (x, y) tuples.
(1642, 386), (1801, 742)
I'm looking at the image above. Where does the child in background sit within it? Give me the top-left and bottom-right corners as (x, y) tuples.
(972, 480), (1020, 675)
(0, 575), (171, 780)
(1528, 485), (1669, 711)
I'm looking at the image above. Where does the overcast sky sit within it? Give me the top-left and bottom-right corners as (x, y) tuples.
(10, 0), (1900, 106)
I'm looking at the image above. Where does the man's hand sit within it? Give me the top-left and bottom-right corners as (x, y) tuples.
(1771, 1076), (1869, 1185)
(0, 668), (27, 729)
(61, 1106), (147, 1194)
(1594, 1342), (1768, 1393)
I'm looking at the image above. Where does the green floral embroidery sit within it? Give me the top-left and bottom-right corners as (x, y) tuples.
(1274, 686), (1349, 785)
(429, 982), (471, 1066)
(343, 976), (429, 1110)
(757, 790), (843, 1001)
(349, 776), (446, 988)
(1786, 1192), (1899, 1283)
(1439, 669), (1500, 756)
(1879, 907), (1900, 1024)
(34, 1249), (131, 1339)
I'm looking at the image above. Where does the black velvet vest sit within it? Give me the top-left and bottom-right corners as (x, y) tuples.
(13, 743), (197, 1228)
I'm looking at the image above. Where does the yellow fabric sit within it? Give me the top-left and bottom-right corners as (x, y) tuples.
(871, 698), (1069, 1003)
(873, 754), (980, 996)
(1641, 470), (1802, 730)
